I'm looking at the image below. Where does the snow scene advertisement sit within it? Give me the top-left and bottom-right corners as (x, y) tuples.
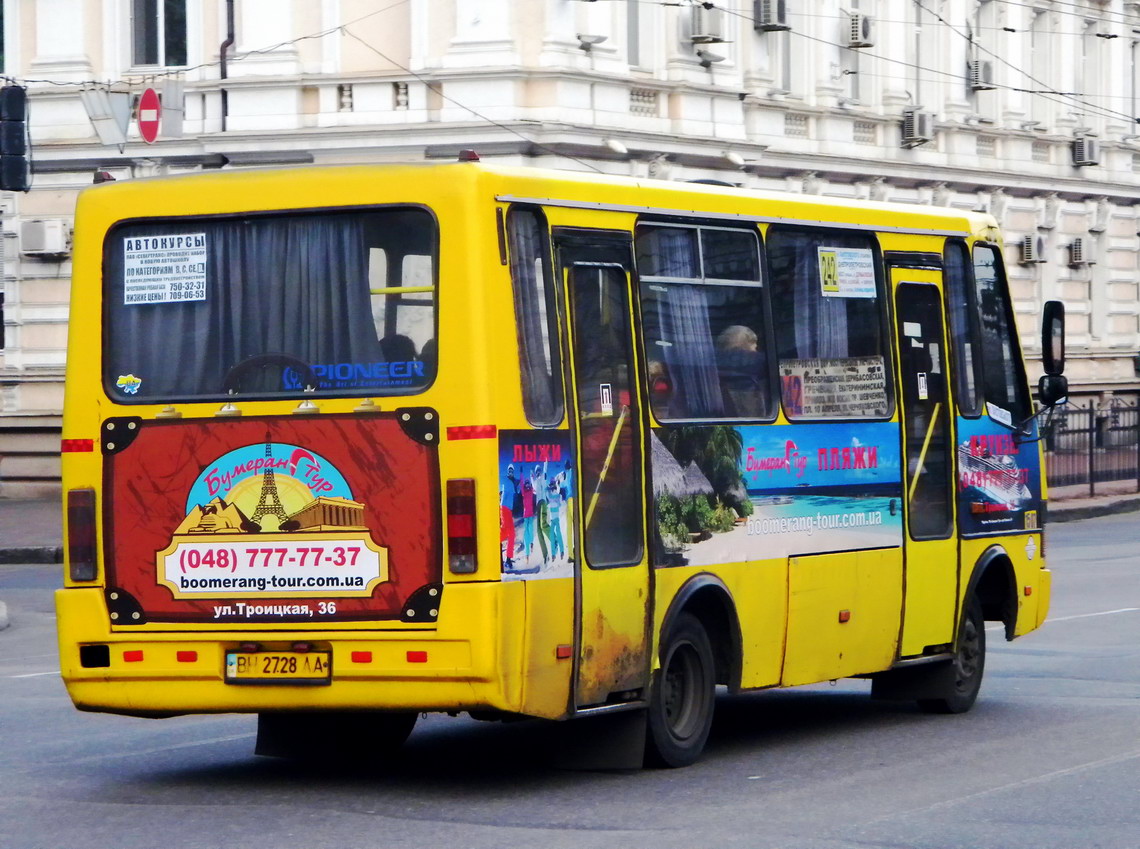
(956, 416), (1042, 536)
(499, 430), (575, 580)
(652, 423), (903, 567)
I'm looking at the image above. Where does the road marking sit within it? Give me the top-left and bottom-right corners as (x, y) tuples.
(1049, 607), (1139, 622)
(986, 607), (1139, 633)
(7, 670), (60, 678)
(861, 749), (1140, 827)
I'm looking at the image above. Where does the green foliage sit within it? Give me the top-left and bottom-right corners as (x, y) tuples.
(659, 425), (750, 513)
(710, 499), (737, 533)
(655, 492), (737, 544)
(656, 493), (688, 545)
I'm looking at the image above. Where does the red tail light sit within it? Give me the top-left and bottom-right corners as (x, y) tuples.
(446, 478), (477, 574)
(67, 488), (98, 582)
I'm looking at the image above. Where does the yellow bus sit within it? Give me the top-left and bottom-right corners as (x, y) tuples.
(57, 160), (1067, 767)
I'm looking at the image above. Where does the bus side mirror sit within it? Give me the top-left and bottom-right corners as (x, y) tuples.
(1041, 300), (1065, 376)
(1038, 373), (1068, 408)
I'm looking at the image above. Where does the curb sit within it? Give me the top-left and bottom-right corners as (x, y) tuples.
(0, 546), (63, 565)
(1049, 496), (1140, 524)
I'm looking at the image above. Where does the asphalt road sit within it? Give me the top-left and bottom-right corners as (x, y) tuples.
(2, 513), (1138, 849)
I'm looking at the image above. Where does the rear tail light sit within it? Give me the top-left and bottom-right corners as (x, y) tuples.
(446, 478), (477, 574)
(66, 488), (98, 582)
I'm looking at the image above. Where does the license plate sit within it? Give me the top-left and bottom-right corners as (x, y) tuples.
(224, 651), (332, 685)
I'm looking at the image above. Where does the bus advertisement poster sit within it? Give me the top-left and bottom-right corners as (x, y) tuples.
(955, 416), (1042, 535)
(499, 431), (575, 580)
(652, 422), (903, 567)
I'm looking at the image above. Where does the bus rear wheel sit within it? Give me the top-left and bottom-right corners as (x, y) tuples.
(256, 710), (417, 763)
(645, 612), (715, 768)
(918, 594), (986, 714)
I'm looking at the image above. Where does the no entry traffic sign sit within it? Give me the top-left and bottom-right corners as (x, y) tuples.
(138, 87), (161, 144)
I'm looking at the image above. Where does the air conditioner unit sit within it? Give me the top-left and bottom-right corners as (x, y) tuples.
(20, 219), (69, 256)
(754, 0), (791, 32)
(1019, 234), (1046, 265)
(847, 12), (874, 48)
(901, 108), (934, 147)
(968, 60), (996, 91)
(1072, 137), (1100, 166)
(691, 4), (726, 44)
(1068, 238), (1094, 266)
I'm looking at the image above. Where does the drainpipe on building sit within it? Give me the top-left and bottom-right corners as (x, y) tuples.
(219, 0), (235, 132)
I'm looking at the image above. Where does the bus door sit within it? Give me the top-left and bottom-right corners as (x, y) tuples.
(891, 270), (957, 656)
(554, 230), (650, 710)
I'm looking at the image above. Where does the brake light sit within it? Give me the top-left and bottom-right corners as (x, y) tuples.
(446, 478), (477, 574)
(66, 488), (98, 582)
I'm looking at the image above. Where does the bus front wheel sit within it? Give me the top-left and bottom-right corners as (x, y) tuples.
(645, 612), (715, 768)
(918, 594), (986, 714)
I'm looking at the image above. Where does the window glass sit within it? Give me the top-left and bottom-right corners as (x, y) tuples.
(944, 240), (983, 416)
(972, 244), (1030, 425)
(132, 0), (186, 66)
(636, 224), (773, 421)
(507, 208), (563, 426)
(767, 228), (891, 420)
(569, 264), (643, 568)
(896, 283), (953, 540)
(104, 207), (437, 402)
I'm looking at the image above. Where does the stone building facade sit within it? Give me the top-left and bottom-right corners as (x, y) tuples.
(1, 0), (1139, 494)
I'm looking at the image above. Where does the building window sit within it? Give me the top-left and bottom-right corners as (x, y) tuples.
(132, 0), (187, 67)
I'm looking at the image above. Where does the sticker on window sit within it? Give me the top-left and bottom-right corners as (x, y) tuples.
(780, 356), (889, 418)
(986, 402), (1013, 427)
(123, 234), (208, 305)
(818, 247), (877, 299)
(116, 374), (142, 395)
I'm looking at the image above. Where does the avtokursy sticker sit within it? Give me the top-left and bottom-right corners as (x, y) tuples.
(123, 233), (208, 304)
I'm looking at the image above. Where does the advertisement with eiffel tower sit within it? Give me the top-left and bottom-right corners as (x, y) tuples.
(156, 438), (388, 601)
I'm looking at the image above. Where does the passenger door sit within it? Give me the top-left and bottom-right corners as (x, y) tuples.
(554, 230), (651, 710)
(892, 270), (957, 655)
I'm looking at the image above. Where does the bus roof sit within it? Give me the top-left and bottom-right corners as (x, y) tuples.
(77, 160), (995, 239)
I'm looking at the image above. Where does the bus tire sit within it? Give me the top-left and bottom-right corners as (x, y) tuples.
(918, 594), (986, 715)
(256, 710), (416, 762)
(645, 612), (715, 768)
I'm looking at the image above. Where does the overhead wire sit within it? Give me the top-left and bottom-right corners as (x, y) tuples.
(911, 0), (1139, 125)
(698, 0), (1138, 128)
(339, 28), (604, 173)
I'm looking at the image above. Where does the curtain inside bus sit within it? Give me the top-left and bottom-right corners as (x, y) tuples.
(103, 208), (436, 401)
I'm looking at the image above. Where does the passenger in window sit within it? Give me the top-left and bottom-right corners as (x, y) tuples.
(716, 325), (766, 418)
(380, 333), (417, 363)
(419, 338), (437, 376)
(646, 359), (672, 420)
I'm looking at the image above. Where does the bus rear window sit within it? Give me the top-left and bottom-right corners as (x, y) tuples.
(103, 207), (437, 402)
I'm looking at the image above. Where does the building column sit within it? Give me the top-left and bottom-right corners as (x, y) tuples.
(440, 0), (518, 68)
(30, 0), (94, 80)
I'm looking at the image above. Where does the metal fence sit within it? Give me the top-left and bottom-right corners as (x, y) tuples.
(1041, 401), (1140, 496)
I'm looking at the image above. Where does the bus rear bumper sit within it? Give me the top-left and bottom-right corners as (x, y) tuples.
(55, 586), (517, 718)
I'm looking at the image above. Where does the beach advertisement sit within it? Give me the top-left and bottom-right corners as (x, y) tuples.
(651, 423), (903, 567)
(499, 430), (576, 580)
(955, 415), (1042, 536)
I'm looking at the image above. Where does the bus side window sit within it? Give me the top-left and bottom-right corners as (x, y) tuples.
(943, 240), (983, 416)
(507, 207), (564, 426)
(635, 223), (773, 421)
(972, 244), (1030, 426)
(767, 227), (892, 420)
